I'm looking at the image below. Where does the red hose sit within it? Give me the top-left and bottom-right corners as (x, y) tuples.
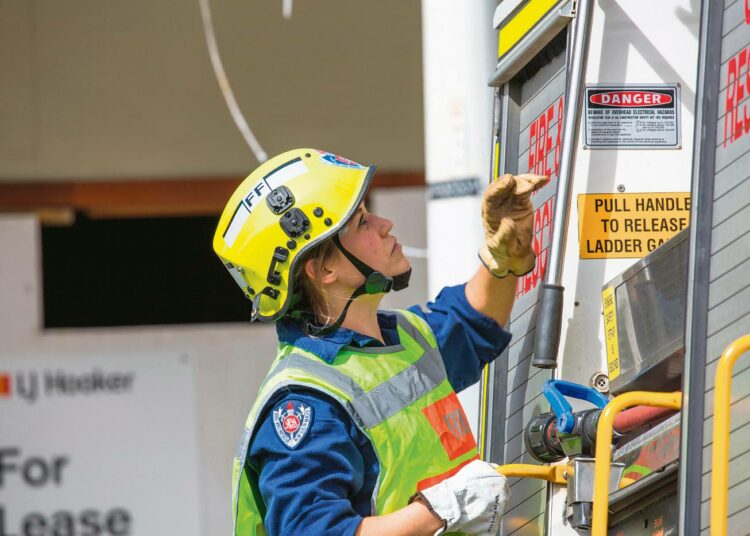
(613, 405), (677, 433)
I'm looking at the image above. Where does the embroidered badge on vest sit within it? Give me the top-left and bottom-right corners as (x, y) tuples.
(273, 400), (312, 450)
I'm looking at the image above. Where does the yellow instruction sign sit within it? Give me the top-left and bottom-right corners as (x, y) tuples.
(602, 286), (620, 380)
(578, 192), (690, 258)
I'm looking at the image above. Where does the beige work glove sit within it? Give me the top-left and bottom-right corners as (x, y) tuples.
(416, 459), (510, 535)
(479, 173), (549, 278)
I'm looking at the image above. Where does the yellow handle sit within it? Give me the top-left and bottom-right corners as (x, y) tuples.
(711, 335), (750, 536)
(591, 391), (682, 536)
(495, 463), (568, 484)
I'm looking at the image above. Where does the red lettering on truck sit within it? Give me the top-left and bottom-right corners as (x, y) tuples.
(528, 96), (565, 178)
(724, 45), (750, 146)
(516, 196), (554, 299)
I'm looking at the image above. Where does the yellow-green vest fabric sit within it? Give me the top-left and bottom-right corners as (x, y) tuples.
(232, 309), (480, 535)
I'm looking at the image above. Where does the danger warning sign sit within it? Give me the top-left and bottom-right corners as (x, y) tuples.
(577, 193), (690, 259)
(584, 84), (680, 148)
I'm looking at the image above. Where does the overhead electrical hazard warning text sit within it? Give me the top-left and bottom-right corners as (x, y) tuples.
(584, 85), (680, 148)
(577, 193), (690, 259)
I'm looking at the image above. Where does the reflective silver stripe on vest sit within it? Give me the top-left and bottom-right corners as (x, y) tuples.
(353, 312), (448, 427)
(270, 353), (368, 399)
(266, 313), (449, 429)
(251, 311), (449, 434)
(235, 426), (252, 460)
(351, 346), (446, 428)
(394, 312), (434, 352)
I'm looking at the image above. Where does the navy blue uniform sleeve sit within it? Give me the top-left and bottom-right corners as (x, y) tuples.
(408, 283), (512, 392)
(248, 390), (366, 536)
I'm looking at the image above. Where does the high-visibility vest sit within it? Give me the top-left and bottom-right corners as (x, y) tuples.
(231, 309), (480, 536)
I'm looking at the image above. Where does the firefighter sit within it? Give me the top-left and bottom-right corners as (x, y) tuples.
(213, 149), (547, 536)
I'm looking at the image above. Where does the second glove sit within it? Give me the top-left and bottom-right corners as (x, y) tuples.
(417, 459), (510, 535)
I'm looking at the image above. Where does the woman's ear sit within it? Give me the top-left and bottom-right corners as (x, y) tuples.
(305, 256), (337, 286)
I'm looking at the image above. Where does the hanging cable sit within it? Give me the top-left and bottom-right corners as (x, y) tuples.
(198, 0), (268, 163)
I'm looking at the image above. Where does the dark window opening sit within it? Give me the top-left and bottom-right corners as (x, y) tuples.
(42, 214), (254, 328)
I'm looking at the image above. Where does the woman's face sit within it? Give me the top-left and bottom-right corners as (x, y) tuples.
(334, 202), (411, 284)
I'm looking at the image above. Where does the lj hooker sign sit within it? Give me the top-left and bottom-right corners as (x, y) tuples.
(0, 353), (200, 536)
(577, 192), (690, 259)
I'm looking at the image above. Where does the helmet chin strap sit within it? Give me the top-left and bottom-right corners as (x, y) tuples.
(302, 235), (411, 336)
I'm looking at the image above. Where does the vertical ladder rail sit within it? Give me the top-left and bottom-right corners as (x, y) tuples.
(590, 391), (682, 536)
(532, 0), (595, 369)
(710, 335), (750, 536)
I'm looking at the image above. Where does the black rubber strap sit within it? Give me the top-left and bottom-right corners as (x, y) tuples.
(302, 285), (367, 336)
(331, 234), (374, 276)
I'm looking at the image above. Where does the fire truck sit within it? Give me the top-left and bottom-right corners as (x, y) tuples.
(458, 0), (750, 534)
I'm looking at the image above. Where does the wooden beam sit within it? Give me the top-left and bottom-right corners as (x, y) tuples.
(0, 172), (425, 220)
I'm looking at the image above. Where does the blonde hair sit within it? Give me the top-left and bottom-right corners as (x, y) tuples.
(293, 239), (339, 325)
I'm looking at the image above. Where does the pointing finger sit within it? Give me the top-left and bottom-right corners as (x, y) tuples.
(513, 174), (549, 196)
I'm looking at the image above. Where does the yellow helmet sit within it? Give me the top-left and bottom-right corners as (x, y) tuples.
(213, 149), (375, 322)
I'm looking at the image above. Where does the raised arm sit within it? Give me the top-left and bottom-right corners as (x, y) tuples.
(468, 173), (549, 327)
(465, 268), (517, 327)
